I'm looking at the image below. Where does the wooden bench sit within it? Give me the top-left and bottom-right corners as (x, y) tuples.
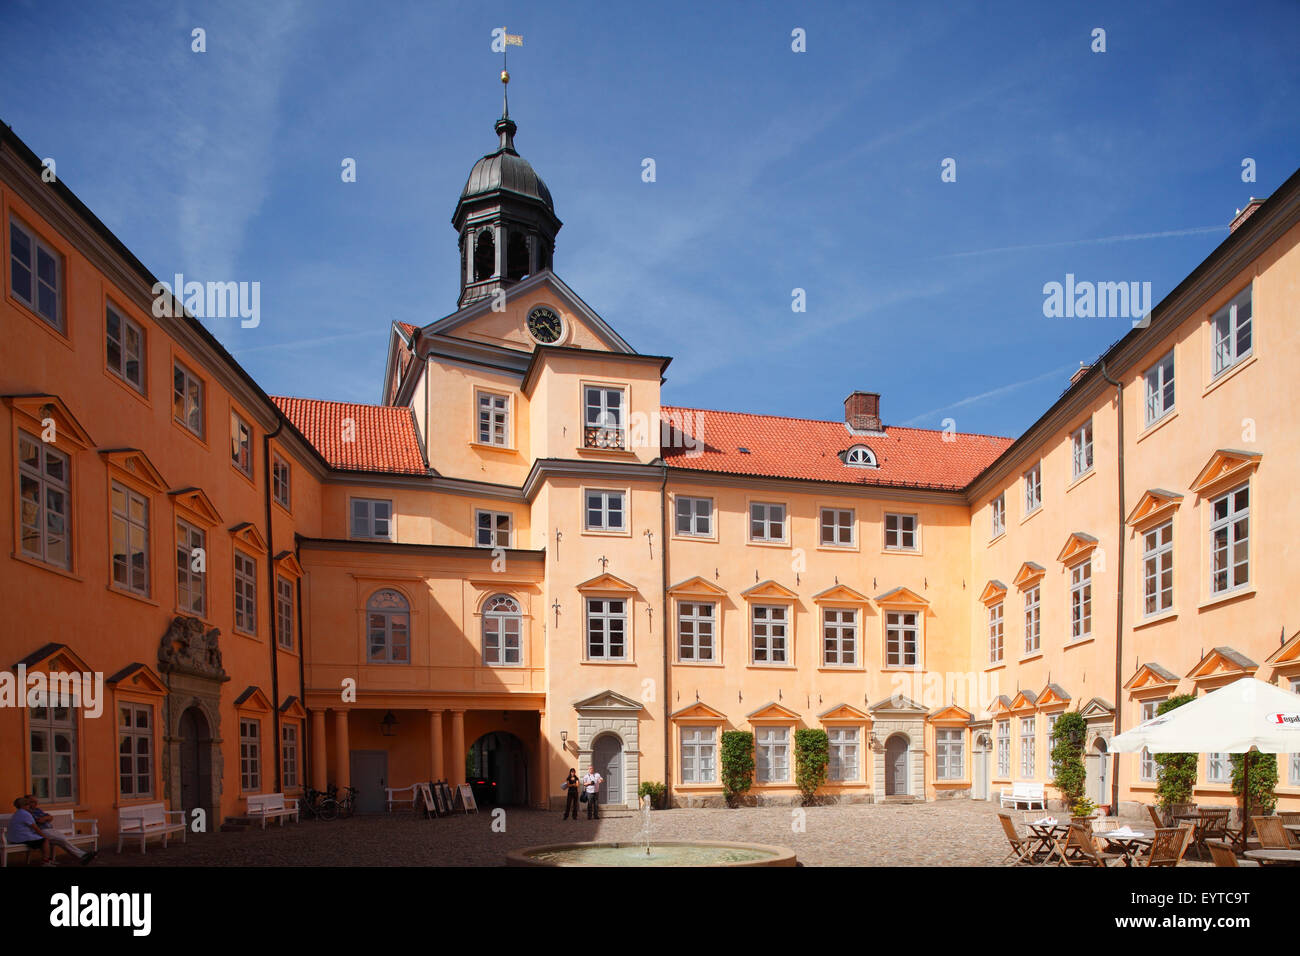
(1, 809), (99, 866)
(116, 803), (187, 854)
(386, 785), (418, 812)
(246, 793), (299, 828)
(1000, 782), (1047, 810)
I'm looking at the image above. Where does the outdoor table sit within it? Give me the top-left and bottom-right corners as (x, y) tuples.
(1101, 830), (1153, 866)
(1025, 821), (1068, 863)
(1244, 849), (1300, 866)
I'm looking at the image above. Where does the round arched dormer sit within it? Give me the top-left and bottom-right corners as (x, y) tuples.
(841, 444), (877, 468)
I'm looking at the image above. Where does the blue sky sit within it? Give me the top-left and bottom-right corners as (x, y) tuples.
(4, 0), (1298, 438)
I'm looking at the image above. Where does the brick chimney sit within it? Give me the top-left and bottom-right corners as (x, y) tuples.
(844, 391), (882, 432)
(1230, 196), (1265, 234)
(1070, 362), (1090, 386)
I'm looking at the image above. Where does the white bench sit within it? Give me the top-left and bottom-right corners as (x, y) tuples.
(1000, 782), (1047, 810)
(246, 793), (299, 828)
(386, 785), (417, 812)
(116, 803), (187, 854)
(1, 809), (99, 866)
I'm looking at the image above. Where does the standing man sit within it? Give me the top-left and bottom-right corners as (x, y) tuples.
(582, 764), (603, 820)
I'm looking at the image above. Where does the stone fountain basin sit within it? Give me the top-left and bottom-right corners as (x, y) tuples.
(506, 840), (797, 867)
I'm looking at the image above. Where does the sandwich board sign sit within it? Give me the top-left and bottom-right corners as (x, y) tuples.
(455, 784), (478, 814)
(416, 782), (436, 816)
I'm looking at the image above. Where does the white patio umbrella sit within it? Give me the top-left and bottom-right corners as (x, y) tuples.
(1110, 677), (1300, 842)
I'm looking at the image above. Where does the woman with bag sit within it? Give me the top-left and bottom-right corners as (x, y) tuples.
(562, 768), (581, 819)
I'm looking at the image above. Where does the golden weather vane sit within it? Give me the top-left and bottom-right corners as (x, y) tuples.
(500, 28), (523, 114)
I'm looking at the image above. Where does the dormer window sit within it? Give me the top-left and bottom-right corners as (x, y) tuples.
(842, 445), (877, 468)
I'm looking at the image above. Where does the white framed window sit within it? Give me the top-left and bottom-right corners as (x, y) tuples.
(822, 607), (857, 666)
(110, 481), (150, 597)
(583, 385), (626, 449)
(1210, 483), (1249, 595)
(585, 597), (627, 660)
(477, 390), (510, 446)
(281, 723), (299, 790)
(1144, 351), (1175, 426)
(820, 507), (854, 547)
(1024, 463), (1041, 514)
(18, 430), (71, 569)
(843, 445), (877, 467)
(828, 727), (860, 781)
(750, 604), (788, 664)
(239, 717), (260, 792)
(172, 361), (204, 438)
(1070, 560), (1092, 641)
(176, 519), (206, 615)
(106, 303), (145, 392)
(482, 594), (522, 666)
(988, 602), (1004, 664)
(1024, 585), (1040, 655)
(1212, 286), (1252, 377)
(996, 720), (1010, 778)
(991, 494), (1005, 539)
(1139, 700), (1160, 781)
(584, 489), (625, 532)
(276, 576), (294, 650)
(475, 510), (511, 548)
(936, 728), (964, 781)
(749, 502), (786, 543)
(1071, 419), (1094, 480)
(885, 610), (919, 668)
(1019, 716), (1036, 778)
(680, 727), (716, 783)
(1142, 520), (1174, 616)
(1206, 752), (1228, 784)
(884, 512), (918, 551)
(272, 453), (291, 509)
(230, 410), (253, 477)
(677, 601), (715, 662)
(234, 551), (257, 634)
(755, 726), (790, 783)
(367, 589), (411, 663)
(118, 702), (153, 798)
(674, 496), (712, 537)
(30, 704), (77, 801)
(9, 216), (63, 330)
(351, 498), (393, 540)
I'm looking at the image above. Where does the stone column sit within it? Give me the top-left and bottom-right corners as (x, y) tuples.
(493, 224), (504, 279)
(533, 709), (547, 808)
(450, 710), (466, 786)
(333, 709), (350, 788)
(310, 709), (328, 790)
(429, 709), (444, 782)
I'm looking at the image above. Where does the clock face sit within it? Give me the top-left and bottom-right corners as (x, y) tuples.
(527, 306), (563, 344)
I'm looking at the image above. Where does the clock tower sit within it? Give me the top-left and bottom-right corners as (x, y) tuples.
(452, 75), (562, 309)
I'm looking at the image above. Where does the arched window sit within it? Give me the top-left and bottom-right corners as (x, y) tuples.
(483, 594), (522, 666)
(366, 590), (410, 663)
(506, 232), (529, 281)
(473, 230), (495, 282)
(842, 445), (877, 468)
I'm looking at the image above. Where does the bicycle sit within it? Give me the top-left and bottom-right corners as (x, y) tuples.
(299, 786), (330, 820)
(316, 785), (358, 820)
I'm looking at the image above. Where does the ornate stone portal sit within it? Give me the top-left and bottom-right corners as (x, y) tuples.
(573, 690), (642, 809)
(158, 616), (230, 825)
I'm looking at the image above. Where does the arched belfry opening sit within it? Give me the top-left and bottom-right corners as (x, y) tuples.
(452, 85), (562, 308)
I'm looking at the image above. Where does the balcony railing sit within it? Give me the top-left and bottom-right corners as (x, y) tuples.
(583, 425), (626, 450)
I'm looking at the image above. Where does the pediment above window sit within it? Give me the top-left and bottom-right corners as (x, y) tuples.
(1189, 449), (1261, 496)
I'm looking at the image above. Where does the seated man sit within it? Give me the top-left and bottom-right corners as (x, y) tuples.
(9, 796), (95, 866)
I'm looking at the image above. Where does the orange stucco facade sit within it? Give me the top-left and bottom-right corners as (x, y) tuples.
(2, 118), (1298, 842)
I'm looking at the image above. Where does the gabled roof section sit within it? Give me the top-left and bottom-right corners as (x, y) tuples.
(1186, 646), (1258, 683)
(1189, 449), (1262, 495)
(106, 662), (168, 695)
(746, 701), (800, 721)
(233, 685), (272, 711)
(1036, 683), (1072, 709)
(4, 394), (94, 450)
(229, 521), (268, 553)
(1012, 562), (1046, 589)
(521, 344), (670, 396)
(279, 695), (308, 719)
(1123, 661), (1180, 693)
(1010, 689), (1039, 712)
(1056, 531), (1099, 565)
(1079, 697), (1115, 719)
(422, 271), (636, 354)
(170, 487), (223, 527)
(987, 695), (1014, 717)
(14, 643), (93, 674)
(273, 550), (305, 578)
(1126, 488), (1183, 528)
(666, 575), (728, 598)
(741, 579), (798, 601)
(869, 693), (929, 715)
(818, 702), (871, 722)
(575, 572), (638, 594)
(1264, 629), (1300, 669)
(659, 406), (1012, 491)
(929, 703), (973, 723)
(573, 690), (642, 712)
(811, 583), (871, 604)
(874, 586), (928, 606)
(979, 580), (1008, 605)
(100, 449), (169, 494)
(273, 396), (428, 476)
(670, 701), (727, 721)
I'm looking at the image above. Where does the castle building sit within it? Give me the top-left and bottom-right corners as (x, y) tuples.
(2, 102), (1298, 837)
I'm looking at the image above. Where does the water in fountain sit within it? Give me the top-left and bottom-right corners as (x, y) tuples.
(638, 794), (652, 856)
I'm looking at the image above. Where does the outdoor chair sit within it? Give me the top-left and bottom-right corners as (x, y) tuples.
(1144, 825), (1192, 867)
(1252, 815), (1290, 850)
(1206, 840), (1259, 868)
(1277, 812), (1300, 848)
(1193, 808), (1230, 858)
(1145, 804), (1165, 829)
(998, 813), (1038, 866)
(1063, 823), (1123, 867)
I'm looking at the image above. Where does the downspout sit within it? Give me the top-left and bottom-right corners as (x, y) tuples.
(263, 420), (285, 793)
(1098, 362), (1124, 813)
(296, 535), (308, 787)
(659, 462), (672, 803)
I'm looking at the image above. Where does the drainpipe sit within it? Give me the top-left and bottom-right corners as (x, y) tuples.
(1098, 362), (1124, 813)
(659, 462), (672, 803)
(296, 536), (308, 787)
(263, 420), (285, 792)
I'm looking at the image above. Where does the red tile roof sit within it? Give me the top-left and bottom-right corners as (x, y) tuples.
(273, 397), (427, 475)
(395, 321), (418, 338)
(659, 406), (1013, 491)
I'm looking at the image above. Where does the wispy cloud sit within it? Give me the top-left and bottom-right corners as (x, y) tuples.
(933, 226), (1227, 261)
(901, 363), (1077, 426)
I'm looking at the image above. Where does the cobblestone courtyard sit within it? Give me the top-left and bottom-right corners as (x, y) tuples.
(89, 799), (1045, 867)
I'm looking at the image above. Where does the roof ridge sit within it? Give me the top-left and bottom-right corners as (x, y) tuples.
(659, 404), (1013, 441)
